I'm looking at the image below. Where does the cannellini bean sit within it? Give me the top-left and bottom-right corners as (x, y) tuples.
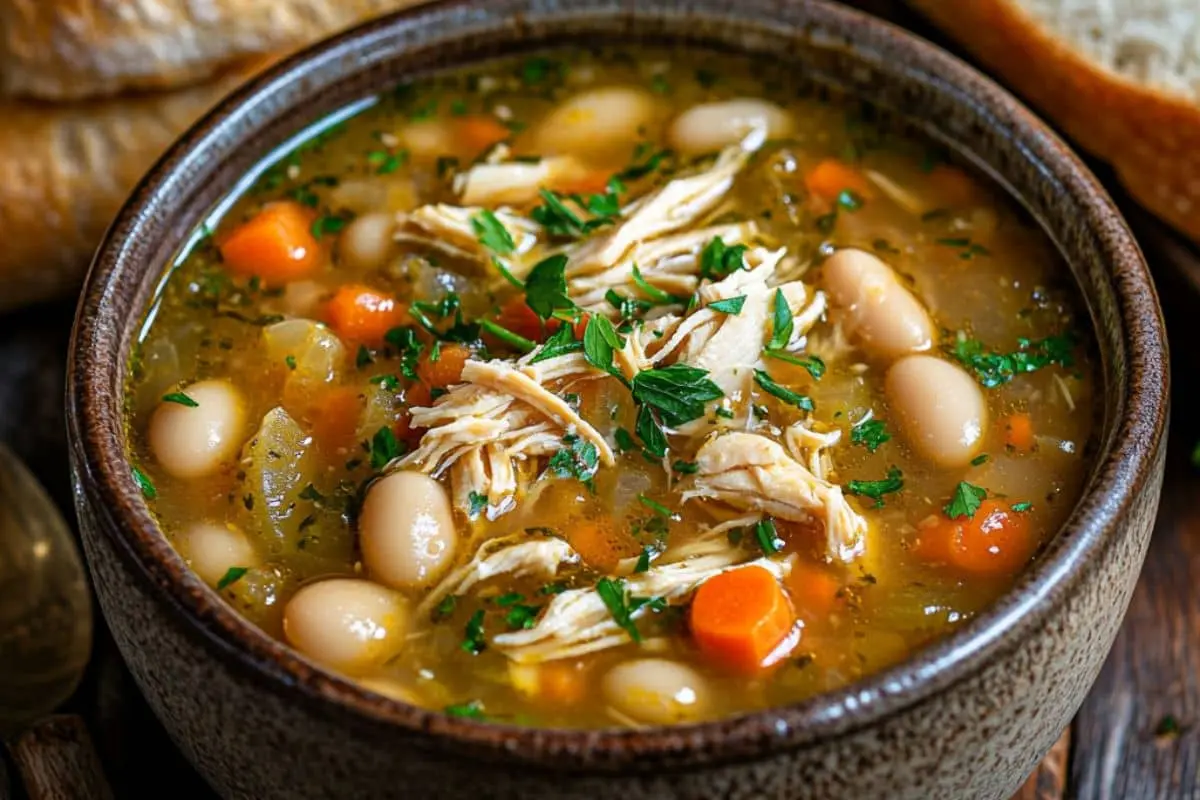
(400, 119), (451, 159)
(534, 86), (657, 158)
(886, 355), (987, 468)
(339, 212), (396, 271)
(179, 522), (257, 587)
(602, 658), (710, 725)
(358, 471), (457, 590)
(667, 98), (794, 155)
(823, 248), (934, 360)
(283, 579), (408, 674)
(148, 379), (247, 478)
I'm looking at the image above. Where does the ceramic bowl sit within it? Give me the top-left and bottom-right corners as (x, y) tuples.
(66, 1), (1169, 797)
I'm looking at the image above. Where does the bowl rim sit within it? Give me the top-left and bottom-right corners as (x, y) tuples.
(67, 0), (1168, 771)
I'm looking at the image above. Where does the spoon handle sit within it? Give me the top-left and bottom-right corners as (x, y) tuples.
(9, 715), (113, 800)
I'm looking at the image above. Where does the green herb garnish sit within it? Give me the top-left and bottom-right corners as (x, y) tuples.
(547, 434), (600, 486)
(479, 319), (536, 354)
(846, 467), (904, 508)
(369, 426), (403, 470)
(132, 466), (157, 499)
(753, 370), (813, 411)
(945, 481), (988, 519)
(708, 295), (746, 314)
(850, 418), (891, 453)
(755, 518), (783, 555)
(216, 566), (248, 590)
(445, 700), (486, 720)
(471, 209), (515, 255)
(161, 392), (198, 407)
(461, 609), (487, 655)
(699, 237), (748, 281)
(950, 333), (1077, 388)
(632, 364), (724, 427)
(467, 491), (488, 519)
(524, 254), (575, 320)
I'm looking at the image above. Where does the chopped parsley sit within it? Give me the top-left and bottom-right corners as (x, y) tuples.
(503, 601), (542, 631)
(461, 609), (487, 655)
(631, 364), (724, 427)
(369, 374), (400, 391)
(614, 147), (671, 183)
(582, 314), (626, 377)
(971, 453), (990, 466)
(432, 594), (458, 622)
(846, 467), (904, 507)
(1010, 501), (1033, 513)
(355, 345), (374, 369)
(671, 459), (698, 474)
(445, 700), (486, 720)
(520, 56), (559, 85)
(531, 188), (619, 238)
(764, 350), (826, 379)
(523, 254), (574, 320)
(216, 566), (248, 590)
(850, 418), (891, 453)
(596, 577), (666, 643)
(161, 391), (198, 407)
(699, 237), (748, 281)
(530, 324), (583, 363)
(467, 491), (488, 519)
(614, 427), (636, 452)
(310, 214), (349, 239)
(368, 426), (403, 470)
(949, 332), (1077, 388)
(638, 494), (672, 518)
(708, 295), (746, 314)
(479, 319), (535, 354)
(547, 434), (600, 486)
(766, 289), (794, 350)
(755, 518), (783, 555)
(636, 404), (669, 459)
(367, 148), (407, 175)
(631, 264), (680, 306)
(470, 209), (515, 255)
(132, 466), (156, 500)
(284, 355), (297, 370)
(538, 582), (567, 596)
(634, 547), (653, 573)
(945, 481), (988, 519)
(937, 237), (991, 259)
(836, 189), (864, 211)
(753, 370), (814, 412)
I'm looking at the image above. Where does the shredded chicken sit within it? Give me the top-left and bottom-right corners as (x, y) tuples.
(493, 553), (793, 664)
(456, 155), (588, 207)
(684, 432), (867, 563)
(397, 204), (541, 278)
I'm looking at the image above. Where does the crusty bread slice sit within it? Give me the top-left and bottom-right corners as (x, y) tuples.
(0, 57), (274, 311)
(907, 0), (1200, 243)
(0, 0), (421, 100)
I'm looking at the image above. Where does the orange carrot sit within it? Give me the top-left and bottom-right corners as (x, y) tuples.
(785, 562), (843, 621)
(490, 298), (547, 345)
(323, 284), (411, 346)
(1002, 413), (1036, 453)
(535, 661), (588, 706)
(690, 565), (797, 673)
(565, 518), (639, 573)
(395, 382), (432, 448)
(455, 115), (511, 155)
(219, 201), (322, 284)
(550, 169), (612, 196)
(804, 159), (874, 202)
(915, 500), (1033, 576)
(417, 343), (471, 389)
(308, 386), (363, 451)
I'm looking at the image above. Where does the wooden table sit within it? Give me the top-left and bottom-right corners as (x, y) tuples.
(1, 1), (1196, 797)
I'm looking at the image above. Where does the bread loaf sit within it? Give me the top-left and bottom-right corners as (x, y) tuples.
(907, 0), (1200, 243)
(0, 0), (420, 100)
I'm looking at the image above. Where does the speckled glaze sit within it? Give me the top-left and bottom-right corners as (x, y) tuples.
(66, 1), (1169, 798)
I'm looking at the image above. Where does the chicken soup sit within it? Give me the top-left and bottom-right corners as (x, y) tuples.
(126, 47), (1096, 727)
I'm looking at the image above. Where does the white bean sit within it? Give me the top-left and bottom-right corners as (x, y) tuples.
(339, 212), (396, 272)
(148, 379), (247, 478)
(602, 658), (710, 725)
(358, 471), (457, 591)
(179, 523), (258, 587)
(823, 248), (934, 360)
(400, 119), (451, 159)
(283, 579), (408, 674)
(668, 98), (794, 155)
(886, 355), (988, 468)
(534, 87), (657, 159)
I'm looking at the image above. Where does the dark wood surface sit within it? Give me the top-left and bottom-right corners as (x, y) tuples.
(0, 2), (1196, 797)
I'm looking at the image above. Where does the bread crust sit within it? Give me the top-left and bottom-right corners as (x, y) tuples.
(0, 59), (273, 311)
(0, 0), (418, 100)
(908, 0), (1200, 244)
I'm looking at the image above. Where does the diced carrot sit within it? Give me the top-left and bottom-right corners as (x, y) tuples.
(308, 386), (363, 451)
(565, 518), (639, 572)
(219, 201), (322, 284)
(324, 284), (411, 346)
(690, 565), (797, 674)
(417, 343), (471, 389)
(927, 165), (981, 207)
(1002, 413), (1036, 453)
(490, 298), (548, 345)
(536, 661), (588, 706)
(396, 382), (432, 447)
(571, 312), (590, 340)
(785, 562), (843, 621)
(455, 115), (511, 155)
(804, 159), (874, 202)
(550, 169), (612, 196)
(914, 500), (1033, 576)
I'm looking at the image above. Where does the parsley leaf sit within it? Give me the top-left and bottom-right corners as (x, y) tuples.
(470, 209), (515, 255)
(949, 332), (1077, 388)
(638, 494), (672, 518)
(432, 594), (458, 622)
(708, 295), (746, 314)
(531, 188), (619, 238)
(216, 566), (248, 590)
(671, 459), (698, 474)
(971, 453), (990, 466)
(530, 323), (583, 363)
(504, 603), (542, 630)
(461, 609), (487, 654)
(582, 314), (626, 376)
(699, 237), (748, 281)
(615, 148), (671, 182)
(766, 289), (794, 350)
(161, 391), (198, 407)
(944, 481), (987, 519)
(131, 466), (157, 500)
(369, 426), (403, 470)
(547, 434), (600, 486)
(631, 264), (680, 305)
(445, 700), (486, 719)
(846, 467), (904, 508)
(1011, 501), (1033, 513)
(479, 319), (536, 353)
(636, 405), (669, 459)
(851, 418), (891, 453)
(755, 518), (783, 555)
(523, 255), (574, 320)
(311, 214), (349, 239)
(632, 364), (724, 427)
(467, 491), (488, 519)
(596, 577), (663, 643)
(763, 350), (825, 379)
(753, 370), (814, 411)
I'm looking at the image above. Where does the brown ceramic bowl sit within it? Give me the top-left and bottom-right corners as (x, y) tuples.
(66, 1), (1169, 797)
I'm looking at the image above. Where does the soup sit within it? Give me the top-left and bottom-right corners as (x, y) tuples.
(126, 47), (1096, 727)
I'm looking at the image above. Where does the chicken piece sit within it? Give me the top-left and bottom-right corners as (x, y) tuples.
(684, 432), (867, 563)
(568, 222), (758, 311)
(418, 535), (580, 619)
(784, 422), (843, 482)
(456, 156), (590, 207)
(567, 135), (762, 276)
(493, 553), (792, 664)
(397, 204), (541, 279)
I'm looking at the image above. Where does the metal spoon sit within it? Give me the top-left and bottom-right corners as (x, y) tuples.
(0, 442), (109, 798)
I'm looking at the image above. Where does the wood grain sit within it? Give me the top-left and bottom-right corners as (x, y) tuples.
(1014, 731), (1071, 800)
(9, 716), (113, 800)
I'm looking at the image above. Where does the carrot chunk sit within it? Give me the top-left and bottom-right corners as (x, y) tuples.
(1002, 413), (1036, 453)
(690, 565), (797, 674)
(550, 169), (612, 196)
(785, 562), (843, 621)
(915, 500), (1033, 576)
(536, 661), (588, 706)
(417, 343), (471, 389)
(455, 115), (511, 155)
(490, 298), (548, 345)
(804, 159), (874, 202)
(308, 386), (363, 451)
(396, 382), (432, 447)
(219, 201), (322, 284)
(324, 284), (410, 346)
